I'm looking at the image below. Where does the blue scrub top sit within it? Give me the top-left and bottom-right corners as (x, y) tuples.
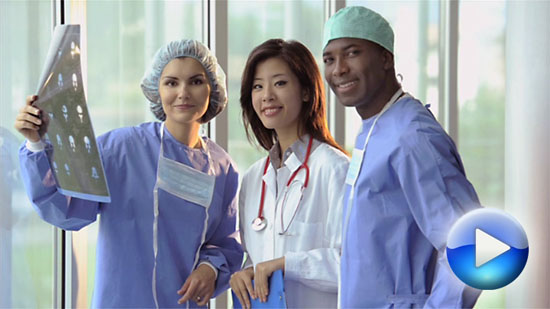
(19, 122), (243, 308)
(341, 96), (481, 308)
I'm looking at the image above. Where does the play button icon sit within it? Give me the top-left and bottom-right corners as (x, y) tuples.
(475, 229), (510, 267)
(447, 208), (529, 290)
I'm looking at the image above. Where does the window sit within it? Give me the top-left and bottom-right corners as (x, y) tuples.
(227, 0), (326, 172)
(0, 1), (54, 307)
(458, 1), (506, 209)
(457, 1), (506, 307)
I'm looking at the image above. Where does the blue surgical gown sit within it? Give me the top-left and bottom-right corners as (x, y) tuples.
(19, 122), (243, 308)
(341, 97), (482, 308)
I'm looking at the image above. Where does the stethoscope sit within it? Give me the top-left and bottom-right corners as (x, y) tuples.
(252, 136), (314, 234)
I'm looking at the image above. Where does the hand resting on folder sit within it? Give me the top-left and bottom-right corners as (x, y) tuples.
(230, 257), (287, 308)
(231, 269), (286, 308)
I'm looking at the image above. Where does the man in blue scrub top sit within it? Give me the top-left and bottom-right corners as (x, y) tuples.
(322, 6), (482, 308)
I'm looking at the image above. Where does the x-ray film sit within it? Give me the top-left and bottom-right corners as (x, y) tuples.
(34, 24), (110, 203)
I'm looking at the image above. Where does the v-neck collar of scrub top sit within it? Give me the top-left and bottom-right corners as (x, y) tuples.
(356, 91), (412, 138)
(160, 123), (208, 153)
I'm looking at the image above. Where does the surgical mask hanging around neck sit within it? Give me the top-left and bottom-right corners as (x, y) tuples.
(157, 155), (215, 207)
(157, 122), (215, 207)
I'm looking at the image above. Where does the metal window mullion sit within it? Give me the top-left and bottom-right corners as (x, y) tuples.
(438, 1), (446, 128)
(439, 0), (459, 142)
(61, 0), (69, 296)
(64, 231), (73, 308)
(448, 0), (459, 143)
(204, 0), (229, 307)
(207, 0), (229, 152)
(325, 0), (346, 147)
(51, 6), (62, 309)
(52, 1), (68, 307)
(59, 2), (73, 306)
(53, 227), (63, 308)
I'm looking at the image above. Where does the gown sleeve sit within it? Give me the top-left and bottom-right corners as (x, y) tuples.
(19, 142), (100, 231)
(394, 123), (482, 308)
(198, 161), (244, 296)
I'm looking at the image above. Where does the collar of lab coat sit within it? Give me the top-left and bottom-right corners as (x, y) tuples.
(268, 134), (313, 169)
(262, 135), (315, 195)
(261, 152), (305, 197)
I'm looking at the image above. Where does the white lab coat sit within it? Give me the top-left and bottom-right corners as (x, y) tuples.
(238, 138), (349, 308)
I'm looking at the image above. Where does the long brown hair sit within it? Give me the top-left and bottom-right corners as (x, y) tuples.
(240, 39), (347, 155)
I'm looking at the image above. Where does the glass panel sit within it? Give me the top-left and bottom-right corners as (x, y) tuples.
(227, 0), (326, 173)
(457, 1), (506, 307)
(0, 1), (54, 307)
(344, 0), (440, 151)
(67, 0), (204, 306)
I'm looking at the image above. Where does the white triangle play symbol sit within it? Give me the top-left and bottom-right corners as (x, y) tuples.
(475, 228), (510, 267)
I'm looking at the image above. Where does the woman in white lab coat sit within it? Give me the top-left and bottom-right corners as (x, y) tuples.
(230, 39), (349, 308)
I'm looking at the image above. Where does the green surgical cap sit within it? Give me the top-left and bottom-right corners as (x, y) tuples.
(323, 6), (394, 54)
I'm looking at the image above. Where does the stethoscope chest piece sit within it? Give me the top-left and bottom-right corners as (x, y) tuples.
(251, 217), (267, 231)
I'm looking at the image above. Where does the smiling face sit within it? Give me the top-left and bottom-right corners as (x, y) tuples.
(251, 57), (306, 137)
(323, 38), (389, 116)
(159, 57), (211, 127)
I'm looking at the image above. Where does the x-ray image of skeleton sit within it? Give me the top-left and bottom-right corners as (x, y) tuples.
(77, 105), (84, 123)
(69, 135), (76, 152)
(62, 105), (68, 121)
(30, 24), (110, 203)
(91, 167), (99, 179)
(84, 136), (91, 153)
(72, 73), (78, 91)
(70, 41), (80, 59)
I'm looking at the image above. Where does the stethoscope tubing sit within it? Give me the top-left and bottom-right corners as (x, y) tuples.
(253, 136), (314, 233)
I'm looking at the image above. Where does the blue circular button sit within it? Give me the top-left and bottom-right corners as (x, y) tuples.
(446, 208), (528, 290)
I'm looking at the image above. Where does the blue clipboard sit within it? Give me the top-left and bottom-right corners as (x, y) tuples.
(232, 269), (287, 308)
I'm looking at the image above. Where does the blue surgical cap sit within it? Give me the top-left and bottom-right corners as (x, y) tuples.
(141, 39), (227, 123)
(323, 6), (394, 54)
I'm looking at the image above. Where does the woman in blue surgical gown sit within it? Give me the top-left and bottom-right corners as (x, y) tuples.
(14, 39), (243, 308)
